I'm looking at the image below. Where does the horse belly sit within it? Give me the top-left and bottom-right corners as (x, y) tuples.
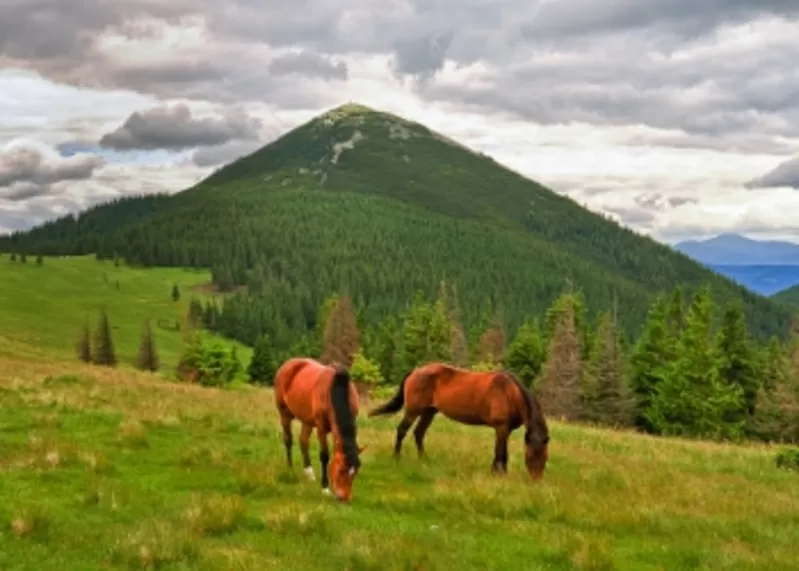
(440, 410), (487, 426)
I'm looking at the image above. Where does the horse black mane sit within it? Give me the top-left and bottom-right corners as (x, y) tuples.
(329, 367), (361, 469)
(502, 371), (549, 446)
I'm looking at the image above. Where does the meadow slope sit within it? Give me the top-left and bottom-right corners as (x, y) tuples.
(0, 255), (251, 367)
(1, 356), (797, 571)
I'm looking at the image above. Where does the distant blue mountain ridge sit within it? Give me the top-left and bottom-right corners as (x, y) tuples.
(673, 233), (799, 296)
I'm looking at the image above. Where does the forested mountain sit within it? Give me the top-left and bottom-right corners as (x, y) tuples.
(773, 284), (799, 308)
(1, 103), (793, 352)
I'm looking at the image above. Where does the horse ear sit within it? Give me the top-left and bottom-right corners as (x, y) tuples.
(358, 445), (367, 453)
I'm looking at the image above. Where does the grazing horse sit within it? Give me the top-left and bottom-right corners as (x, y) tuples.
(274, 357), (365, 502)
(368, 362), (549, 479)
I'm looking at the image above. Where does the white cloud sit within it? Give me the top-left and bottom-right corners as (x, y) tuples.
(0, 1), (798, 242)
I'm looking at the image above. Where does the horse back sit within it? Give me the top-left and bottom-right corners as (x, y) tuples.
(275, 357), (331, 424)
(416, 364), (518, 427)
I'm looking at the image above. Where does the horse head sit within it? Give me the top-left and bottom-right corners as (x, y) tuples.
(328, 445), (366, 502)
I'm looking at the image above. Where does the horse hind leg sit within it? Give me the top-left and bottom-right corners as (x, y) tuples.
(413, 407), (437, 458)
(394, 410), (421, 459)
(279, 406), (294, 469)
(299, 423), (315, 481)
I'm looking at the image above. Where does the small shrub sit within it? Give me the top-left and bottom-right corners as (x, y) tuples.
(178, 332), (242, 387)
(471, 360), (501, 372)
(775, 447), (799, 472)
(350, 351), (384, 384)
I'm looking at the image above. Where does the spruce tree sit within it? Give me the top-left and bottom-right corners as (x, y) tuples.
(751, 337), (799, 442)
(477, 316), (506, 367)
(538, 297), (583, 421)
(321, 293), (360, 367)
(646, 286), (745, 440)
(583, 311), (635, 427)
(248, 334), (278, 385)
(629, 295), (671, 432)
(505, 317), (545, 389)
(715, 301), (758, 421)
(92, 309), (118, 367)
(136, 320), (160, 372)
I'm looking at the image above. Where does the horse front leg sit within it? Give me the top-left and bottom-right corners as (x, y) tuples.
(300, 422), (315, 481)
(491, 425), (510, 475)
(316, 426), (332, 495)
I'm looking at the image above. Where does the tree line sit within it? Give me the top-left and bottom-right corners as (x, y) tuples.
(241, 281), (797, 445)
(76, 279), (798, 446)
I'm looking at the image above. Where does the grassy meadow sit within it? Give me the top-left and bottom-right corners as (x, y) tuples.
(0, 255), (798, 570)
(0, 255), (251, 367)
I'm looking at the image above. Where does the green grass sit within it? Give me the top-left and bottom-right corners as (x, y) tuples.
(1, 356), (797, 570)
(0, 255), (251, 368)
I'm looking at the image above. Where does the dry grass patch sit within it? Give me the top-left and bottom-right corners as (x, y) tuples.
(178, 443), (231, 468)
(110, 519), (199, 570)
(117, 416), (149, 448)
(185, 493), (247, 536)
(9, 505), (51, 540)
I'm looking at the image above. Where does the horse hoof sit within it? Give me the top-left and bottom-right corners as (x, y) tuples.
(304, 466), (316, 481)
(322, 487), (332, 496)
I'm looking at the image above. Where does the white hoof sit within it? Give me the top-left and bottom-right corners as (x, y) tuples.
(321, 487), (332, 496)
(304, 466), (316, 481)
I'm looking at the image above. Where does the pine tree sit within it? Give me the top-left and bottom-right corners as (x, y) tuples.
(645, 286), (745, 440)
(477, 314), (506, 367)
(92, 309), (118, 367)
(505, 317), (545, 389)
(437, 281), (468, 366)
(629, 295), (671, 432)
(248, 334), (278, 385)
(583, 311), (635, 427)
(136, 320), (160, 372)
(76, 322), (92, 363)
(371, 315), (400, 383)
(171, 284), (181, 302)
(715, 301), (758, 422)
(537, 297), (583, 421)
(321, 293), (360, 367)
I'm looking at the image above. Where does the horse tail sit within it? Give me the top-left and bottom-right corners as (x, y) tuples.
(330, 367), (361, 468)
(368, 371), (411, 417)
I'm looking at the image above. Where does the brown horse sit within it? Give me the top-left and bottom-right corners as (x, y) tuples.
(368, 362), (549, 479)
(274, 357), (365, 502)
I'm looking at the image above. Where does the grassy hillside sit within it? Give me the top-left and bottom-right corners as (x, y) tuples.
(773, 283), (799, 308)
(0, 255), (251, 368)
(1, 356), (797, 570)
(1, 103), (792, 350)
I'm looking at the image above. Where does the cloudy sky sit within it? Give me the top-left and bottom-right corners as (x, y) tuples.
(2, 0), (799, 243)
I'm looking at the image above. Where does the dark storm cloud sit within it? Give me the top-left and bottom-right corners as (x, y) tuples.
(99, 104), (261, 151)
(744, 156), (799, 189)
(0, 146), (103, 201)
